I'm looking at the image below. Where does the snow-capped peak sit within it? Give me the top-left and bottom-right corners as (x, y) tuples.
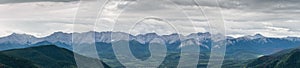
(0, 33), (38, 44)
(254, 34), (264, 38)
(241, 34), (265, 40)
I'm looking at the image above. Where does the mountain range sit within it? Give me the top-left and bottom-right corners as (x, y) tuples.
(2, 31), (300, 67)
(1, 31), (300, 55)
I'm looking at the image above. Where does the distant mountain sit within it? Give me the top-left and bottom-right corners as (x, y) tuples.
(0, 33), (38, 51)
(0, 33), (38, 44)
(1, 31), (300, 60)
(1, 32), (300, 67)
(227, 36), (300, 56)
(0, 31), (209, 50)
(247, 48), (300, 68)
(0, 45), (110, 68)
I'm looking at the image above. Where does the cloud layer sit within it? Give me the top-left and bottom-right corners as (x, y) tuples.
(0, 0), (299, 38)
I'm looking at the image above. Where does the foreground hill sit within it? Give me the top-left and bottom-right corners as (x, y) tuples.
(0, 45), (110, 68)
(247, 48), (300, 68)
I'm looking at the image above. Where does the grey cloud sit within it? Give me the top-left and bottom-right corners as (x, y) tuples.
(168, 0), (300, 14)
(0, 0), (300, 37)
(100, 0), (300, 37)
(0, 0), (78, 4)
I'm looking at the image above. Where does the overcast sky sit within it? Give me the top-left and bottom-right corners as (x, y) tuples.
(0, 0), (299, 38)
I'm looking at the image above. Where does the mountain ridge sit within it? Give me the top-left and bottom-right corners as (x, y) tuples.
(1, 31), (300, 59)
(0, 45), (110, 68)
(1, 31), (285, 39)
(247, 48), (300, 68)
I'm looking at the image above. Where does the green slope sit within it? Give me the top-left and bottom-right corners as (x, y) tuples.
(0, 45), (110, 68)
(247, 49), (300, 68)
